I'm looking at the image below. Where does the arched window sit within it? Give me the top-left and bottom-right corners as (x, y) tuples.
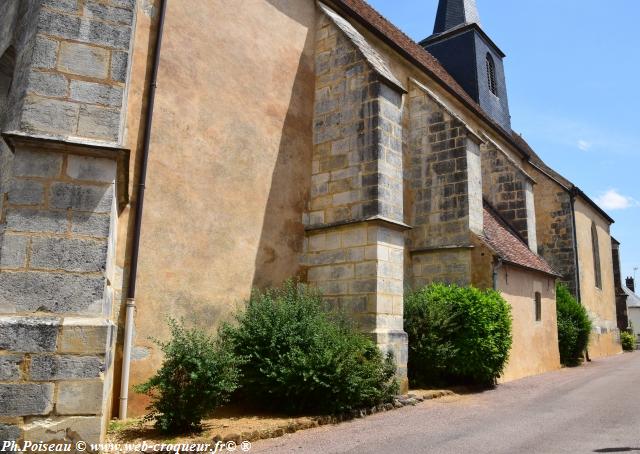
(486, 53), (498, 96)
(591, 221), (602, 289)
(534, 292), (542, 322)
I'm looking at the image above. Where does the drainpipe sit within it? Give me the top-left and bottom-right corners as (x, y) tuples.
(493, 258), (503, 290)
(119, 0), (168, 420)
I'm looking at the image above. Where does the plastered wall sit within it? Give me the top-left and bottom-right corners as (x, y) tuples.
(497, 266), (560, 382)
(125, 0), (317, 414)
(574, 198), (621, 358)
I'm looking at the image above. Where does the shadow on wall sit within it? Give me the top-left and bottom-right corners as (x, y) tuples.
(251, 0), (316, 290)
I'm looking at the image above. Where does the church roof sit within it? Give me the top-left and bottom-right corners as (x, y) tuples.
(511, 132), (615, 224)
(328, 0), (542, 160)
(433, 0), (480, 35)
(329, 0), (520, 149)
(479, 204), (560, 277)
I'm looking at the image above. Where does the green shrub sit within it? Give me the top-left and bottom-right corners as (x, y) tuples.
(220, 281), (398, 414)
(134, 318), (241, 433)
(556, 283), (592, 366)
(405, 283), (512, 387)
(621, 331), (636, 351)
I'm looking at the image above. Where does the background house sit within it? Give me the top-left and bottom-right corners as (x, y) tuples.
(624, 278), (640, 343)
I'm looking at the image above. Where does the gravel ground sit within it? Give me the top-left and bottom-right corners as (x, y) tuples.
(252, 352), (640, 454)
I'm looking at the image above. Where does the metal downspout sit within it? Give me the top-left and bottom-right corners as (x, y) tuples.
(119, 0), (168, 420)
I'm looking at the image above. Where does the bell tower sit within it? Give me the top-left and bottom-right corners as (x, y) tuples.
(420, 0), (512, 130)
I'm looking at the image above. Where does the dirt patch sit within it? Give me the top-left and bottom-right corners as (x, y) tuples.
(107, 392), (459, 447)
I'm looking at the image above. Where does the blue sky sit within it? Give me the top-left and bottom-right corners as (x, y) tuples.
(367, 0), (640, 282)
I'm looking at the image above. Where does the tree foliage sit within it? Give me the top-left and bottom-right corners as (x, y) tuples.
(221, 281), (398, 414)
(556, 283), (592, 366)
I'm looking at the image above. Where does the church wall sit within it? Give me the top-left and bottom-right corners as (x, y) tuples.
(573, 198), (621, 358)
(343, 13), (525, 175)
(496, 265), (560, 382)
(410, 249), (472, 289)
(405, 79), (483, 290)
(481, 142), (536, 250)
(304, 9), (408, 389)
(525, 165), (577, 295)
(125, 0), (317, 415)
(309, 12), (403, 226)
(0, 0), (135, 443)
(470, 236), (494, 289)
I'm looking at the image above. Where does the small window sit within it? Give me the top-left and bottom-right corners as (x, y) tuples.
(591, 221), (602, 289)
(486, 53), (498, 96)
(534, 292), (542, 322)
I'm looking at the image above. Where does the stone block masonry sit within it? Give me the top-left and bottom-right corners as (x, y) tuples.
(304, 8), (408, 390)
(481, 141), (537, 251)
(406, 80), (482, 289)
(0, 140), (120, 444)
(304, 222), (408, 387)
(5, 0), (136, 142)
(0, 148), (113, 315)
(526, 165), (577, 295)
(310, 10), (404, 227)
(0, 0), (133, 442)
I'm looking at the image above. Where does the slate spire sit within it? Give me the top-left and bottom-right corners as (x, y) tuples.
(422, 0), (511, 130)
(433, 0), (481, 35)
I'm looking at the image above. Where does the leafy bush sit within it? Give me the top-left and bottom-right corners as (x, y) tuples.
(556, 283), (592, 366)
(621, 331), (636, 351)
(220, 281), (398, 414)
(405, 283), (512, 387)
(135, 318), (241, 433)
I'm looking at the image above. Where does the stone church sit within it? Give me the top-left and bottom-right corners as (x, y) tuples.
(0, 0), (622, 443)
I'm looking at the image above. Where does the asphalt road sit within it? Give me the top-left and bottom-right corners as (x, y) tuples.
(252, 352), (640, 454)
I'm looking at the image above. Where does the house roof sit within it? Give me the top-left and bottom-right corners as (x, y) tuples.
(624, 287), (640, 308)
(327, 0), (615, 225)
(479, 204), (560, 277)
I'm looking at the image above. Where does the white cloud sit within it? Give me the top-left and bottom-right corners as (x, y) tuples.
(512, 110), (640, 156)
(595, 189), (639, 210)
(577, 140), (592, 151)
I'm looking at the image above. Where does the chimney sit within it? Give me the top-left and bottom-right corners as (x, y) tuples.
(626, 277), (635, 292)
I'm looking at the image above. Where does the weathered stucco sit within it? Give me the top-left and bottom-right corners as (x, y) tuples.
(125, 0), (317, 414)
(497, 266), (560, 382)
(573, 198), (621, 358)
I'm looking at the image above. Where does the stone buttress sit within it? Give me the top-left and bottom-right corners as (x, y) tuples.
(0, 0), (135, 444)
(406, 79), (483, 288)
(304, 3), (409, 390)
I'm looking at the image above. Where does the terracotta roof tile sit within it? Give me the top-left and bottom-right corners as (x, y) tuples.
(480, 204), (559, 277)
